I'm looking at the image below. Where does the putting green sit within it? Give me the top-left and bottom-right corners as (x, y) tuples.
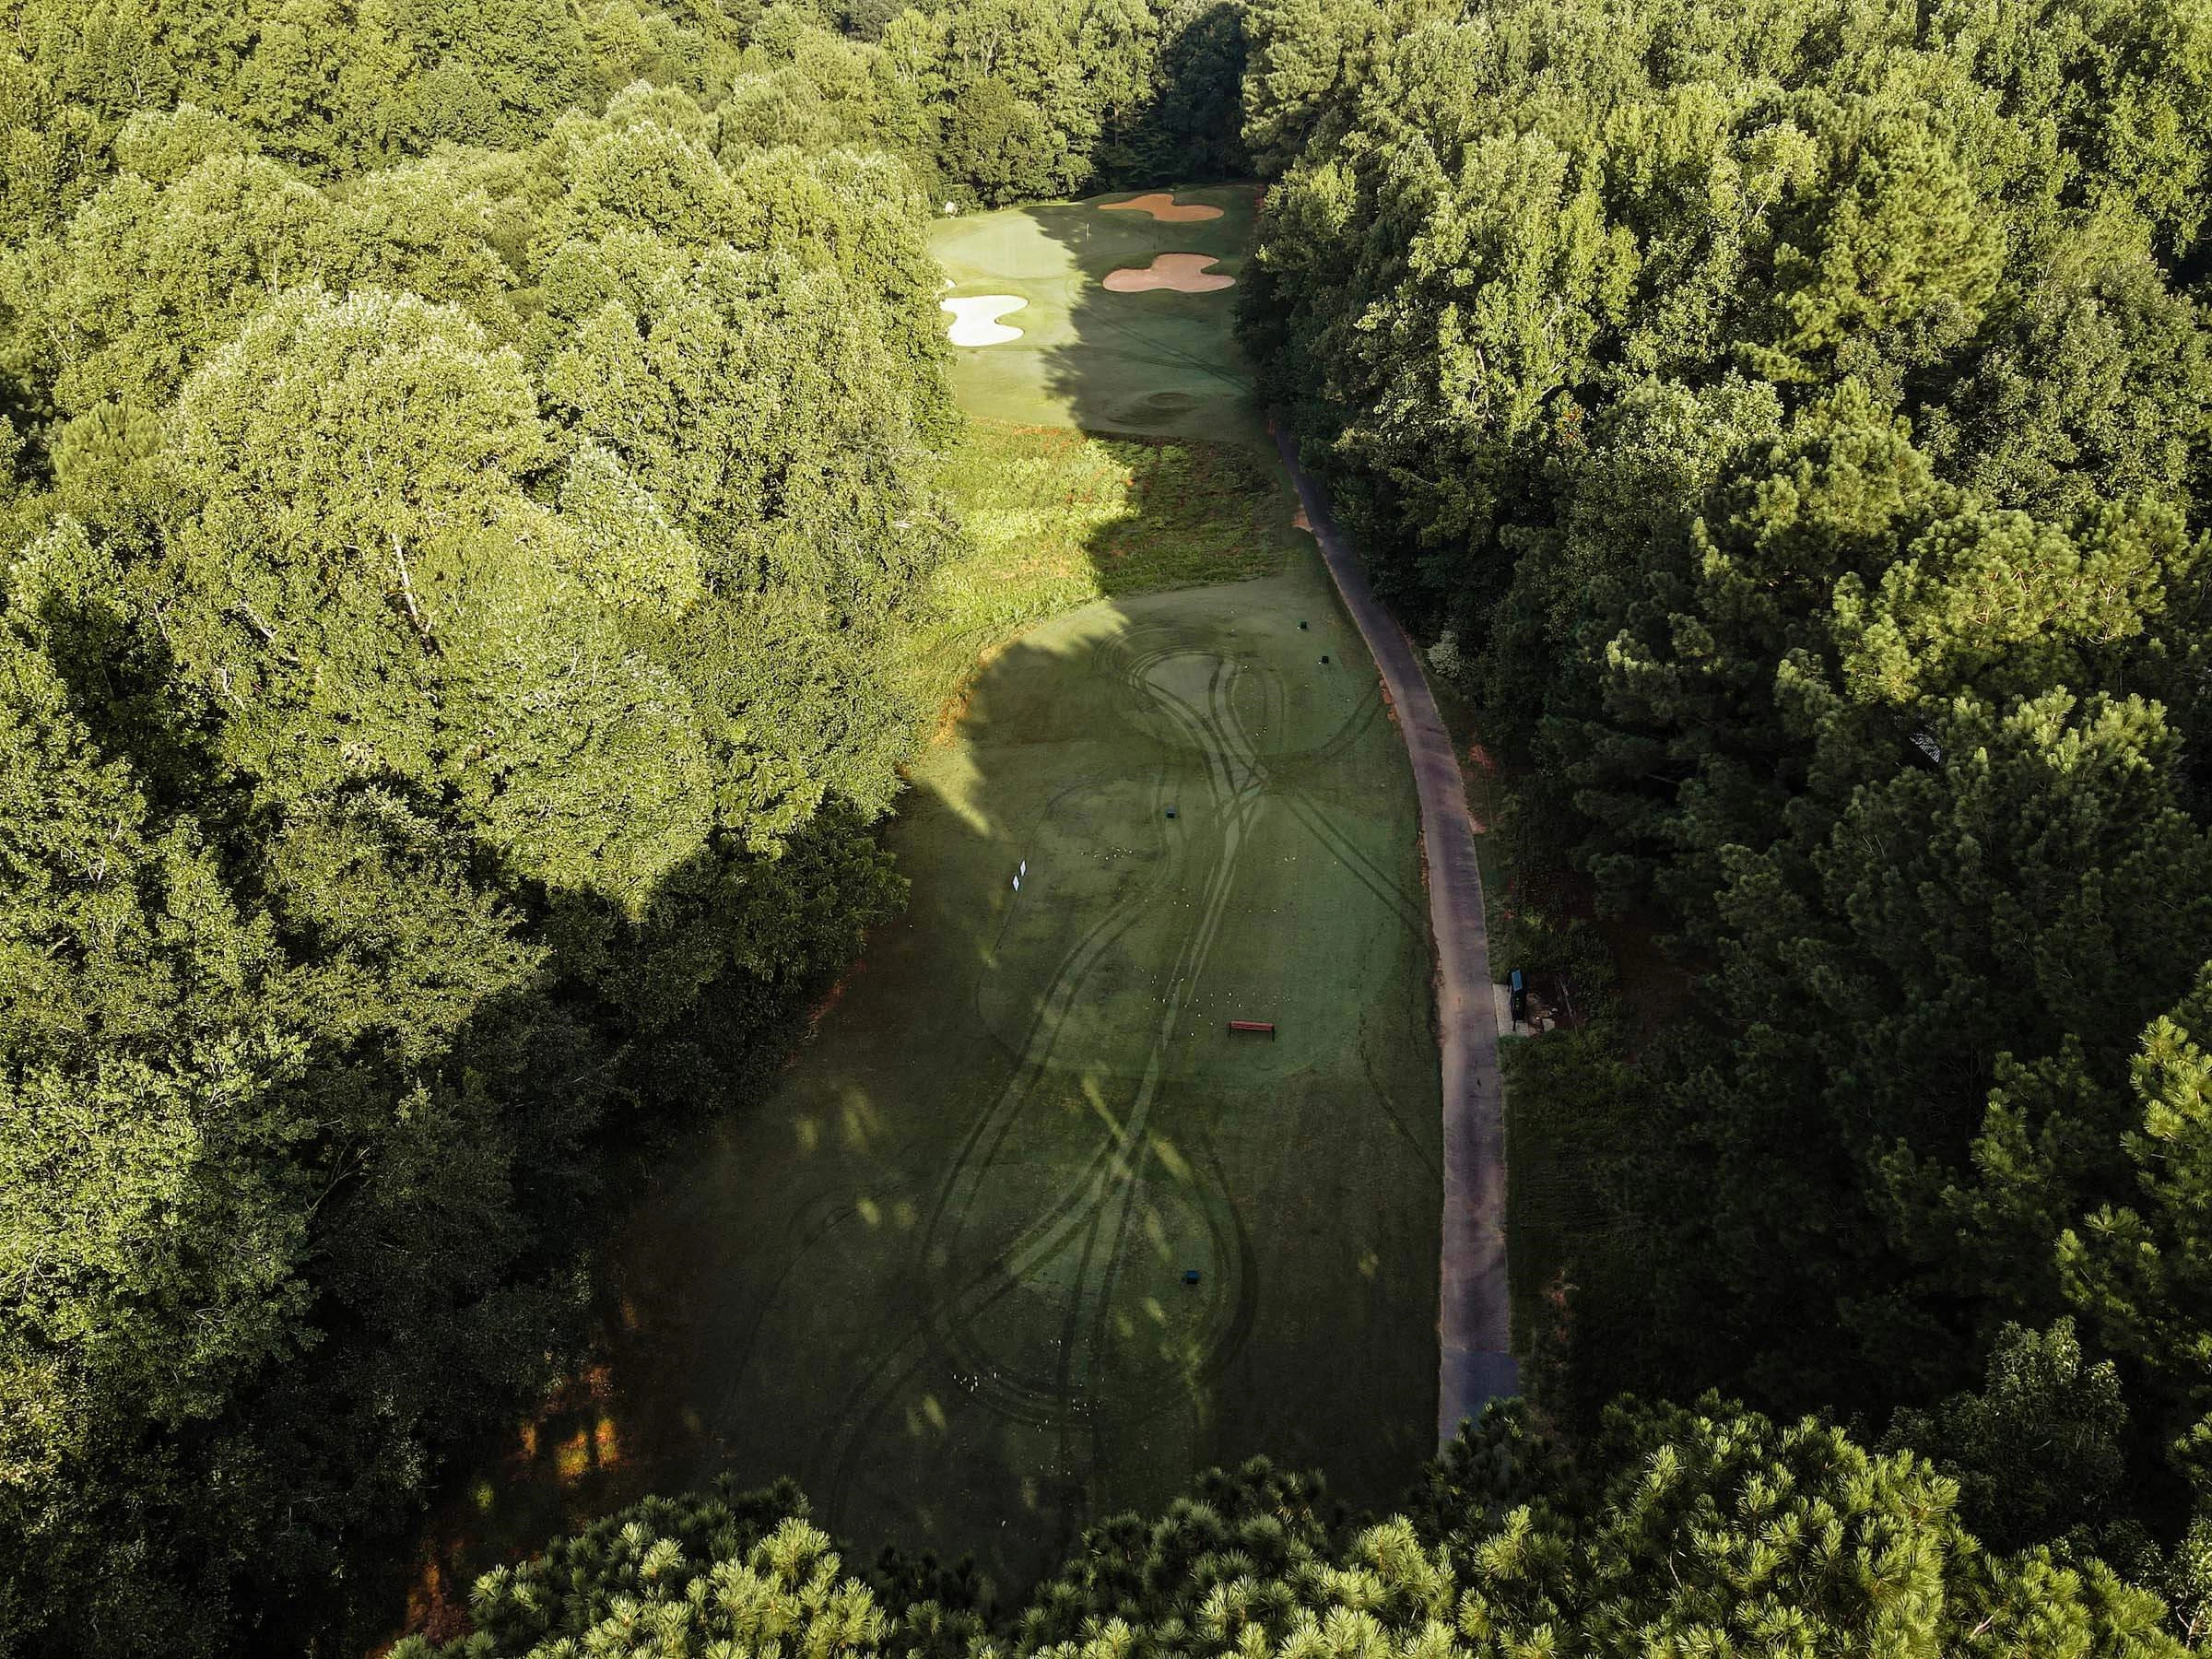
(931, 183), (1265, 442)
(411, 192), (1440, 1616)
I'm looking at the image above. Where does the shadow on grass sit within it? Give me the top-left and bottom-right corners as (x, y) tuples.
(378, 184), (1440, 1655)
(389, 594), (1438, 1655)
(910, 417), (1299, 728)
(1035, 183), (1268, 448)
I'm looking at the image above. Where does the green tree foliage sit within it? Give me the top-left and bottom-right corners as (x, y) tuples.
(1883, 1320), (2128, 1554)
(0, 0), (1243, 291)
(2060, 973), (2212, 1506)
(400, 1484), (900, 1659)
(19, 0), (2212, 1650)
(1242, 0), (2212, 1598)
(0, 12), (1056, 1653)
(877, 0), (1249, 202)
(396, 1400), (2186, 1659)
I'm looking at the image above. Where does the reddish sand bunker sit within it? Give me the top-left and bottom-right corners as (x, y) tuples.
(1100, 192), (1225, 222)
(1102, 253), (1235, 294)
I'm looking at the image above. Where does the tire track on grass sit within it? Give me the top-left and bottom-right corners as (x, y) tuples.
(808, 641), (1274, 1517)
(948, 650), (1265, 1399)
(1066, 658), (1269, 1448)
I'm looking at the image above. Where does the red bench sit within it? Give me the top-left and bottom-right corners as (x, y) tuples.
(1228, 1020), (1277, 1038)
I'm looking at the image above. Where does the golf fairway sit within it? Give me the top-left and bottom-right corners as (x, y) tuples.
(619, 562), (1441, 1583)
(418, 186), (1441, 1606)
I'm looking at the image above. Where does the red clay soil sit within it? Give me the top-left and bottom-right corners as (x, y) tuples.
(1273, 427), (1516, 1443)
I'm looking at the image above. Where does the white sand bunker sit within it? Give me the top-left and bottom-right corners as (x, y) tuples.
(1102, 253), (1235, 294)
(942, 295), (1027, 346)
(1100, 192), (1225, 223)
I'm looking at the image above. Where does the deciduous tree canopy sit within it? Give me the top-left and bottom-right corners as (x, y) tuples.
(10, 0), (2212, 1652)
(1241, 0), (2212, 1631)
(395, 1401), (2188, 1659)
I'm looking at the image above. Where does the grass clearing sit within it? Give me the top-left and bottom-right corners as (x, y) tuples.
(415, 187), (1441, 1627)
(906, 420), (1300, 718)
(930, 182), (1265, 444)
(617, 569), (1441, 1594)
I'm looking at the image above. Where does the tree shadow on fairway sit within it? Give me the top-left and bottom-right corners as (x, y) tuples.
(1024, 182), (1270, 449)
(383, 186), (1438, 1649)
(389, 564), (1442, 1644)
(672, 594), (1435, 1582)
(914, 416), (1302, 728)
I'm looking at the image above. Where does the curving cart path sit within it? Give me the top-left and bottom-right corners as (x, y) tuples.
(1273, 427), (1518, 1442)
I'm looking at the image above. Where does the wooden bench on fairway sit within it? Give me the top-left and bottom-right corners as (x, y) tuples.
(1228, 1020), (1277, 1039)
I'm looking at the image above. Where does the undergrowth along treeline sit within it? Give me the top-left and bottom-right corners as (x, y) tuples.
(0, 2), (1248, 1655)
(1241, 0), (2212, 1618)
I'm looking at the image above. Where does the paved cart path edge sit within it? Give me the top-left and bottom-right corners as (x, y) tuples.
(1274, 425), (1518, 1442)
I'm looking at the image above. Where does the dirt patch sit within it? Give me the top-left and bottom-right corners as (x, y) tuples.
(1102, 254), (1235, 294)
(941, 294), (1026, 346)
(1100, 192), (1225, 222)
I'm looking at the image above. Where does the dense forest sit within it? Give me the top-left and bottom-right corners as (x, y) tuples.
(1241, 0), (2212, 1633)
(8, 0), (2212, 1654)
(0, 2), (1241, 1653)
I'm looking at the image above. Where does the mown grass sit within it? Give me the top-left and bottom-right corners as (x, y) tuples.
(418, 190), (1436, 1630)
(928, 182), (1263, 446)
(904, 418), (1297, 719)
